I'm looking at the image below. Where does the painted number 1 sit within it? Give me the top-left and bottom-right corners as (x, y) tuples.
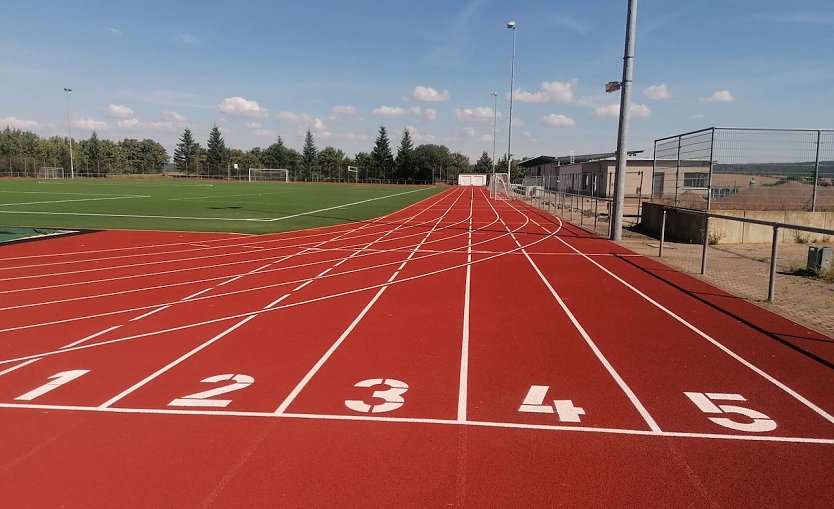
(15, 370), (90, 401)
(685, 392), (777, 433)
(519, 385), (585, 423)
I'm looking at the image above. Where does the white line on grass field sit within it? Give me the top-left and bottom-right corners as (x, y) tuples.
(0, 195), (151, 206)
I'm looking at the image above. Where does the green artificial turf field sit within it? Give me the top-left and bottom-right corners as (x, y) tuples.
(0, 179), (443, 234)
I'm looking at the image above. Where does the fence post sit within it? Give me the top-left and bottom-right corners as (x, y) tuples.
(812, 129), (821, 212)
(700, 215), (709, 275)
(594, 198), (599, 232)
(659, 209), (667, 257)
(767, 226), (780, 302)
(580, 196), (584, 226)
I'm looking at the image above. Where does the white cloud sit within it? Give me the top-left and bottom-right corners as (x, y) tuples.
(643, 84), (671, 100)
(0, 116), (41, 130)
(219, 96), (267, 118)
(253, 129), (278, 138)
(541, 114), (576, 127)
(478, 134), (494, 143)
(245, 121), (262, 129)
(372, 106), (435, 120)
(104, 104), (134, 118)
(340, 133), (370, 142)
(162, 111), (187, 123)
(73, 118), (108, 130)
(115, 118), (180, 132)
(406, 126), (436, 143)
(455, 107), (498, 123)
(331, 105), (357, 116)
(412, 86), (450, 102)
(512, 117), (526, 128)
(700, 90), (734, 103)
(276, 111), (313, 122)
(592, 103), (652, 118)
(117, 118), (140, 128)
(462, 127), (476, 137)
(104, 27), (122, 37)
(175, 33), (199, 47)
(512, 80), (577, 104)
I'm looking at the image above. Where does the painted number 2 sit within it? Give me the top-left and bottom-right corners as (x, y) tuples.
(519, 385), (585, 423)
(685, 392), (777, 433)
(345, 378), (409, 414)
(169, 374), (254, 408)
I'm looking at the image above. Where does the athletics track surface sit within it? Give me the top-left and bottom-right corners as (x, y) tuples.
(0, 187), (832, 507)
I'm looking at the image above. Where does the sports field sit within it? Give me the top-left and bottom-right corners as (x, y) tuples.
(0, 179), (442, 234)
(0, 184), (832, 506)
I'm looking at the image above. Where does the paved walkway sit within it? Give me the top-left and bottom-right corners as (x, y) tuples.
(618, 231), (834, 337)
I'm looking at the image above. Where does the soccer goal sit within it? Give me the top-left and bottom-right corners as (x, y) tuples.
(248, 168), (289, 182)
(489, 172), (512, 200)
(37, 167), (66, 179)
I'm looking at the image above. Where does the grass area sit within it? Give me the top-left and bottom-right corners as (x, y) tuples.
(0, 178), (444, 234)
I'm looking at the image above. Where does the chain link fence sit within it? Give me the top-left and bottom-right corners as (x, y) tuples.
(652, 128), (834, 212)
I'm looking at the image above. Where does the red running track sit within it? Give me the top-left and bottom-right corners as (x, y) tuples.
(0, 187), (832, 507)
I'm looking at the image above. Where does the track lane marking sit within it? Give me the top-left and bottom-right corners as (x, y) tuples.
(61, 325), (122, 349)
(457, 188), (475, 422)
(488, 191), (662, 433)
(0, 358), (40, 377)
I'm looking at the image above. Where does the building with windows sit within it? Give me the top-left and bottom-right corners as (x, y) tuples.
(518, 151), (652, 199)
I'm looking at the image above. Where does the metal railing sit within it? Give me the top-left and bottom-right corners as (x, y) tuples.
(517, 188), (613, 237)
(657, 206), (834, 302)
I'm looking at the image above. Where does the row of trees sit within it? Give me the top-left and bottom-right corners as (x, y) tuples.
(0, 127), (167, 176)
(1, 124), (524, 182)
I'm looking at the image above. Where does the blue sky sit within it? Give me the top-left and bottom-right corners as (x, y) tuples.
(2, 0), (833, 162)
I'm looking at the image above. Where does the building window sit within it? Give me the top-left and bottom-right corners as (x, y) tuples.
(683, 172), (709, 188)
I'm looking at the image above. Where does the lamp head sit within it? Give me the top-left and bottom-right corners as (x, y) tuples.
(507, 21), (516, 29)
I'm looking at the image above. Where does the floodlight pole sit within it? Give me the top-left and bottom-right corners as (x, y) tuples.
(491, 91), (498, 181)
(610, 0), (637, 241)
(63, 87), (75, 179)
(506, 21), (516, 181)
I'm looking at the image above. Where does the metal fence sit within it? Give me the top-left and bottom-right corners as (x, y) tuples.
(652, 128), (834, 212)
(515, 188), (613, 237)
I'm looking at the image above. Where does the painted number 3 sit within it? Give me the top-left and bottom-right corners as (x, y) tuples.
(345, 378), (409, 414)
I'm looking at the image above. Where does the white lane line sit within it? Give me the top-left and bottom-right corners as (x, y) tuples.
(457, 188), (475, 422)
(99, 315), (258, 408)
(129, 306), (171, 321)
(0, 401), (831, 445)
(274, 188), (467, 415)
(0, 358), (40, 377)
(265, 294), (290, 309)
(490, 196), (662, 433)
(0, 195), (151, 207)
(551, 226), (834, 427)
(62, 325), (123, 349)
(266, 187), (433, 222)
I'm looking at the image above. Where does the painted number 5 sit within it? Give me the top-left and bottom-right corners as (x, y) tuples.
(685, 392), (777, 433)
(345, 378), (408, 414)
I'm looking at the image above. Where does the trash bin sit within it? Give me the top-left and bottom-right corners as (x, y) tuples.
(807, 246), (832, 271)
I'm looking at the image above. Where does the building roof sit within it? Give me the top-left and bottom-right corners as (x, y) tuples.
(519, 150), (645, 167)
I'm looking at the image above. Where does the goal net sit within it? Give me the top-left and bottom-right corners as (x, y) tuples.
(37, 167), (65, 179)
(489, 172), (512, 200)
(248, 168), (289, 182)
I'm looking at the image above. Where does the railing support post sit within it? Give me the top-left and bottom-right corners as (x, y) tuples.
(767, 226), (780, 302)
(700, 216), (709, 275)
(659, 209), (667, 257)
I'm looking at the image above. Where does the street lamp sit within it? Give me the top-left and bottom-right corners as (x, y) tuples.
(63, 87), (75, 179)
(506, 21), (516, 181)
(491, 92), (498, 181)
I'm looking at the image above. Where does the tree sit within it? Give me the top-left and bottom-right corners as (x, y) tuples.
(174, 127), (198, 174)
(301, 129), (317, 180)
(395, 128), (415, 181)
(413, 144), (451, 183)
(370, 125), (395, 181)
(317, 146), (345, 181)
(206, 125), (227, 177)
(474, 151), (492, 174)
(447, 152), (472, 183)
(85, 131), (102, 174)
(353, 151), (372, 181)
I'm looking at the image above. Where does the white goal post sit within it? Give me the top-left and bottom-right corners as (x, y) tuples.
(489, 172), (512, 200)
(248, 168), (289, 182)
(37, 167), (66, 179)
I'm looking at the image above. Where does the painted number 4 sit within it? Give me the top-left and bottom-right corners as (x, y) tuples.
(519, 385), (585, 423)
(685, 392), (777, 433)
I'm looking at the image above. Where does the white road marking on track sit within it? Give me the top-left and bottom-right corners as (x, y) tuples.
(0, 401), (831, 445)
(457, 188), (475, 422)
(0, 358), (40, 377)
(62, 325), (123, 349)
(490, 193), (662, 432)
(546, 217), (834, 427)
